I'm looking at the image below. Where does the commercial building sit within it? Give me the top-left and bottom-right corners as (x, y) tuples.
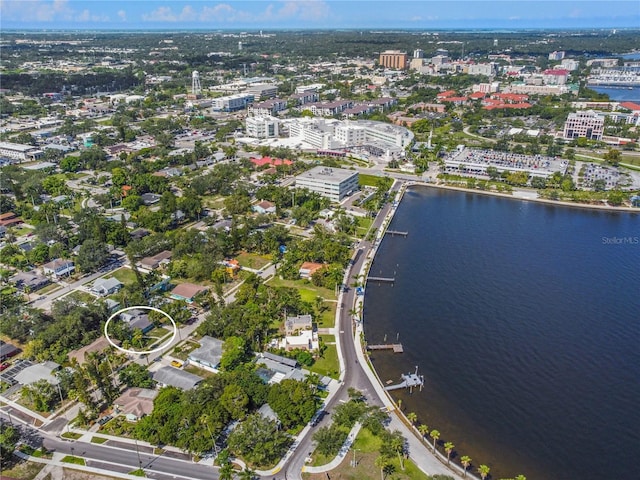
(295, 166), (359, 202)
(563, 111), (605, 141)
(211, 93), (254, 112)
(246, 115), (279, 138)
(379, 50), (408, 70)
(0, 141), (44, 162)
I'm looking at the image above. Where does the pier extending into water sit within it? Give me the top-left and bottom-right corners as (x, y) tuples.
(367, 276), (395, 283)
(367, 343), (404, 353)
(385, 372), (425, 392)
(386, 230), (408, 237)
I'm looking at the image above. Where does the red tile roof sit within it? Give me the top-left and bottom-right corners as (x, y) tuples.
(620, 102), (640, 111)
(251, 157), (293, 167)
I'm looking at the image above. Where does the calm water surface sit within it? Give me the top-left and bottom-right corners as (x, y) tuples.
(363, 187), (640, 480)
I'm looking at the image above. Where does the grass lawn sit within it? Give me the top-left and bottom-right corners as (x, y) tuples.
(61, 431), (82, 440)
(65, 290), (96, 304)
(38, 282), (62, 295)
(184, 364), (217, 379)
(317, 302), (336, 328)
(267, 277), (336, 301)
(236, 252), (271, 270)
(309, 342), (339, 379)
(359, 173), (385, 187)
(91, 436), (109, 444)
(110, 267), (138, 286)
(0, 458), (45, 480)
(172, 340), (200, 361)
(128, 468), (146, 477)
(62, 456), (86, 465)
(13, 226), (34, 236)
(304, 428), (432, 480)
(356, 216), (374, 237)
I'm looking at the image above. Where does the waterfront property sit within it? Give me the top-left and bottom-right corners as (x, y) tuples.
(295, 166), (359, 202)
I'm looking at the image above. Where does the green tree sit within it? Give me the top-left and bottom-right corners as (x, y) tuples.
(478, 464), (491, 480)
(604, 148), (621, 166)
(0, 423), (20, 464)
(77, 238), (109, 273)
(430, 429), (440, 452)
(461, 455), (472, 477)
(444, 441), (455, 464)
(119, 363), (155, 388)
(226, 413), (291, 467)
(220, 336), (251, 372)
(418, 423), (429, 439)
(607, 189), (626, 206)
(220, 384), (250, 420)
(407, 411), (417, 426)
(268, 379), (318, 430)
(375, 455), (391, 480)
(312, 425), (348, 457)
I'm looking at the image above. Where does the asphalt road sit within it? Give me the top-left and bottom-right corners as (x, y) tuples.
(282, 183), (402, 480)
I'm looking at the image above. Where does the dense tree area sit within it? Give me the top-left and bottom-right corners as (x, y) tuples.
(267, 378), (320, 430)
(118, 363), (155, 389)
(198, 275), (312, 345)
(135, 367), (269, 454)
(76, 238), (110, 273)
(226, 413), (292, 467)
(0, 423), (20, 464)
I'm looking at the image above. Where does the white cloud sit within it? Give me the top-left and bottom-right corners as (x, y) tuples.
(141, 0), (331, 24)
(75, 8), (109, 23)
(0, 0), (73, 22)
(117, 9), (126, 21)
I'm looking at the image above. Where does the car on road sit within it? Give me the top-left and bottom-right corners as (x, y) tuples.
(171, 360), (183, 368)
(97, 415), (112, 425)
(311, 410), (326, 427)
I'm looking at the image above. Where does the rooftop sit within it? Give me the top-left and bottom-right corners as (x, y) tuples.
(153, 366), (203, 390)
(296, 166), (358, 183)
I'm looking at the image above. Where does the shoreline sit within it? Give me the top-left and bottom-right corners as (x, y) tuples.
(414, 181), (640, 213)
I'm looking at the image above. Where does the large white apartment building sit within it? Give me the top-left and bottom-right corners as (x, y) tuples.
(295, 166), (359, 202)
(288, 118), (338, 150)
(563, 111), (605, 141)
(246, 116), (279, 138)
(0, 142), (44, 162)
(211, 93), (254, 112)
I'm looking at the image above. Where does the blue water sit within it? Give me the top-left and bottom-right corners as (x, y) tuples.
(364, 187), (640, 480)
(591, 86), (640, 103)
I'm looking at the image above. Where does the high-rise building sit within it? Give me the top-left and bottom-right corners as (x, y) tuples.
(379, 50), (408, 70)
(563, 111), (604, 140)
(413, 49), (424, 59)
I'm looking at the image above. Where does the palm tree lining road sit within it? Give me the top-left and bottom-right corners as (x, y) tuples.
(283, 186), (401, 479)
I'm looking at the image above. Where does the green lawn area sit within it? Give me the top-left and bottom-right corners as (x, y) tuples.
(172, 340), (200, 361)
(358, 173), (384, 187)
(12, 226), (34, 236)
(184, 364), (217, 379)
(266, 277), (336, 301)
(38, 282), (61, 294)
(91, 436), (109, 444)
(236, 252), (271, 270)
(317, 302), (336, 328)
(202, 195), (226, 208)
(304, 428), (432, 480)
(61, 431), (82, 440)
(110, 267), (138, 286)
(309, 340), (339, 379)
(62, 456), (86, 465)
(65, 290), (96, 304)
(356, 216), (374, 237)
(0, 458), (45, 480)
(128, 468), (146, 477)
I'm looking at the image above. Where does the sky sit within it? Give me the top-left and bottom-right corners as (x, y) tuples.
(0, 0), (639, 30)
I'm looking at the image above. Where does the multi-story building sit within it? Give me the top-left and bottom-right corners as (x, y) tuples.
(246, 83), (278, 99)
(543, 69), (570, 85)
(334, 123), (367, 145)
(379, 50), (408, 70)
(289, 91), (319, 105)
(295, 166), (359, 202)
(246, 115), (279, 138)
(563, 111), (605, 141)
(561, 59), (580, 71)
(0, 142), (44, 162)
(295, 84), (325, 94)
(467, 63), (498, 77)
(288, 118), (338, 150)
(211, 93), (254, 112)
(549, 51), (566, 61)
(248, 98), (287, 116)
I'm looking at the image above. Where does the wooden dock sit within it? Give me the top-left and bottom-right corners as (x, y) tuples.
(367, 343), (404, 353)
(385, 373), (424, 392)
(386, 230), (408, 237)
(367, 276), (395, 283)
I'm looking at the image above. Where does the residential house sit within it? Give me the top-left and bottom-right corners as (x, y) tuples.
(153, 366), (203, 390)
(14, 361), (61, 386)
(0, 212), (23, 228)
(114, 388), (158, 421)
(253, 200), (276, 214)
(138, 250), (173, 271)
(0, 341), (21, 361)
(299, 262), (325, 279)
(120, 309), (154, 334)
(69, 337), (121, 365)
(187, 335), (224, 372)
(170, 283), (208, 303)
(91, 277), (123, 296)
(42, 258), (75, 278)
(281, 314), (319, 352)
(10, 271), (50, 292)
(285, 314), (313, 336)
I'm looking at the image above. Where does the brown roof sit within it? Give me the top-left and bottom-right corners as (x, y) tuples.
(68, 337), (120, 365)
(0, 212), (17, 220)
(171, 282), (208, 300)
(299, 262), (325, 274)
(114, 388), (158, 418)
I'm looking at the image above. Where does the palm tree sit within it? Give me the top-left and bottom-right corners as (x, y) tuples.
(390, 432), (405, 471)
(407, 411), (417, 426)
(417, 424), (429, 439)
(444, 441), (454, 464)
(460, 455), (472, 477)
(375, 455), (390, 480)
(429, 429), (440, 452)
(514, 475), (527, 480)
(478, 464), (491, 480)
(238, 466), (256, 479)
(397, 399), (402, 411)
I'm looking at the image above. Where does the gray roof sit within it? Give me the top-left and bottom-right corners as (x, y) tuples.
(14, 361), (60, 385)
(0, 341), (20, 359)
(153, 366), (203, 390)
(261, 352), (298, 368)
(188, 336), (223, 368)
(93, 277), (123, 291)
(257, 403), (279, 423)
(129, 315), (152, 332)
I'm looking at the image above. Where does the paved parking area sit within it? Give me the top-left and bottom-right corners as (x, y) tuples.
(1, 359), (33, 386)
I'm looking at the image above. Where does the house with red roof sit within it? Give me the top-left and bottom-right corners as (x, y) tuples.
(436, 90), (457, 100)
(620, 102), (640, 111)
(250, 157), (293, 168)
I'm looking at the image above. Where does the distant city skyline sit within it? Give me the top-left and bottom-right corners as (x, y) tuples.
(1, 1), (639, 30)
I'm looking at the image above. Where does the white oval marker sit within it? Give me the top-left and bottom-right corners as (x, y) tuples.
(104, 306), (177, 356)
